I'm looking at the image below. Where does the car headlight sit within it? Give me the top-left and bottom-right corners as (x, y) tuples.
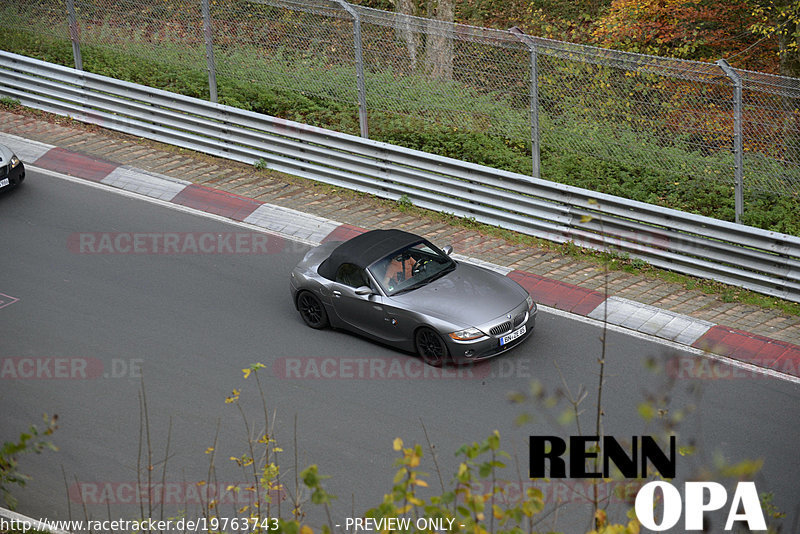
(449, 327), (486, 341)
(10, 155), (20, 168)
(526, 295), (534, 310)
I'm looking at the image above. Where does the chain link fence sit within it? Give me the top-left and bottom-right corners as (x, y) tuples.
(3, 0), (800, 222)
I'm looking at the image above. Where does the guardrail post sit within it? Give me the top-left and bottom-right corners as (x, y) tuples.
(716, 59), (744, 224)
(201, 0), (218, 103)
(333, 0), (369, 138)
(65, 0), (83, 71)
(509, 27), (541, 179)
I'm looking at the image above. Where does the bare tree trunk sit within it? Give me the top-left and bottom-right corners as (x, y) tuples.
(779, 19), (800, 78)
(395, 0), (420, 71)
(779, 18), (800, 168)
(424, 0), (454, 80)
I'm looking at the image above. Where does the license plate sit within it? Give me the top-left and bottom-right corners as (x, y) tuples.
(500, 325), (526, 346)
(0, 178), (8, 188)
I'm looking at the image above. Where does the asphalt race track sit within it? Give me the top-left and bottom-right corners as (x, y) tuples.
(2, 169), (799, 532)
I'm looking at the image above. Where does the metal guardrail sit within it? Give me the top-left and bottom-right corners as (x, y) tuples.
(1, 51), (799, 302)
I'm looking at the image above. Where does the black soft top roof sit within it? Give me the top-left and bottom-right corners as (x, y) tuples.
(318, 229), (423, 280)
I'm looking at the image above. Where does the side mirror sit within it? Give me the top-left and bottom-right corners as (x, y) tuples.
(355, 285), (373, 296)
(442, 245), (453, 256)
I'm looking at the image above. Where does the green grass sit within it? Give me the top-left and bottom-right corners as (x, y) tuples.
(4, 23), (799, 237)
(2, 13), (800, 240)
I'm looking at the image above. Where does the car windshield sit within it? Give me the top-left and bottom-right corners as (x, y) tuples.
(368, 241), (455, 296)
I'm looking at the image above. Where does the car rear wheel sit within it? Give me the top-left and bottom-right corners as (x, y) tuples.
(415, 327), (448, 367)
(297, 291), (328, 329)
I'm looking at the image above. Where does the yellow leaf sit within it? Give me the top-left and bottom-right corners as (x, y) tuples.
(393, 467), (408, 484)
(493, 504), (504, 519)
(393, 437), (403, 451)
(526, 487), (543, 500)
(638, 402), (655, 421)
(595, 508), (607, 527)
(458, 463), (468, 477)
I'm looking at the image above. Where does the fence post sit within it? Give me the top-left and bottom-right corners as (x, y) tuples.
(509, 27), (541, 179)
(65, 0), (83, 71)
(716, 59), (744, 224)
(201, 0), (218, 103)
(333, 0), (369, 138)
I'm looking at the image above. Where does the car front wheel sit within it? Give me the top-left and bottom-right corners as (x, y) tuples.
(297, 291), (329, 329)
(415, 327), (449, 367)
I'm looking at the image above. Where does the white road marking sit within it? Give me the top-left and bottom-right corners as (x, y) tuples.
(30, 164), (800, 385)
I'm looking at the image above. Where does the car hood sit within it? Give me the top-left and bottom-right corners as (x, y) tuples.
(389, 261), (528, 327)
(0, 144), (14, 163)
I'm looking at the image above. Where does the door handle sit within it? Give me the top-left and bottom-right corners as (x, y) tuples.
(333, 290), (342, 297)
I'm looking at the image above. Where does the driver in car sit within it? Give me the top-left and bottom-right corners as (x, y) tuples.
(383, 252), (417, 288)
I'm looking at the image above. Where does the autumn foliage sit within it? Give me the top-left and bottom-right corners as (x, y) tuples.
(449, 0), (792, 74)
(593, 0), (758, 60)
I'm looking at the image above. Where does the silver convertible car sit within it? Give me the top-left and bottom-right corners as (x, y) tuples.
(289, 229), (537, 366)
(0, 143), (25, 192)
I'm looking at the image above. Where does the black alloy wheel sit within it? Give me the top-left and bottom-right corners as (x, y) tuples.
(415, 327), (448, 367)
(297, 291), (329, 329)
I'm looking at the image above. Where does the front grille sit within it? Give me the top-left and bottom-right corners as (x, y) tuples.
(0, 164), (7, 177)
(488, 311), (527, 337)
(489, 321), (512, 337)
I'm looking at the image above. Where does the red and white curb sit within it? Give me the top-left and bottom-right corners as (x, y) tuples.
(2, 132), (798, 381)
(590, 297), (716, 346)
